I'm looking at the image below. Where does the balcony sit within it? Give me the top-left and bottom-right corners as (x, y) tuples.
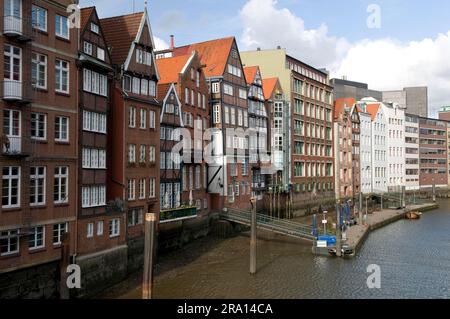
(159, 206), (197, 224)
(1, 81), (32, 103)
(2, 136), (30, 157)
(2, 16), (33, 41)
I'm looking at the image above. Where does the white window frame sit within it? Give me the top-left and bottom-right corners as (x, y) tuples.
(84, 41), (93, 55)
(30, 166), (46, 206)
(2, 166), (21, 209)
(91, 22), (99, 34)
(54, 166), (68, 204)
(97, 221), (104, 236)
(55, 14), (69, 39)
(55, 116), (69, 142)
(55, 59), (69, 94)
(28, 226), (45, 250)
(97, 47), (105, 61)
(32, 52), (47, 89)
(140, 109), (147, 129)
(109, 219), (120, 238)
(52, 223), (67, 245)
(32, 5), (47, 32)
(149, 178), (156, 198)
(87, 223), (94, 238)
(0, 230), (20, 256)
(30, 112), (47, 140)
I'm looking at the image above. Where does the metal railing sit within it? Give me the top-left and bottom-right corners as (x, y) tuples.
(1, 80), (33, 102)
(2, 15), (33, 40)
(221, 208), (315, 241)
(2, 136), (25, 156)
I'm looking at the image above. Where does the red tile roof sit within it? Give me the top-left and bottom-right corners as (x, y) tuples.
(334, 98), (356, 119)
(100, 12), (144, 65)
(80, 7), (95, 31)
(172, 37), (235, 78)
(244, 66), (258, 85)
(157, 83), (172, 102)
(262, 78), (279, 100)
(366, 103), (381, 121)
(155, 54), (191, 85)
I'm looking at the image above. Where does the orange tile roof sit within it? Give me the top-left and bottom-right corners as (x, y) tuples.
(172, 37), (235, 78)
(366, 103), (381, 121)
(244, 66), (258, 85)
(80, 7), (95, 31)
(334, 97), (356, 119)
(100, 12), (144, 65)
(155, 54), (191, 85)
(262, 78), (279, 100)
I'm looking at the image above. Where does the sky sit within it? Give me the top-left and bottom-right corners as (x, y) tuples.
(79, 0), (450, 116)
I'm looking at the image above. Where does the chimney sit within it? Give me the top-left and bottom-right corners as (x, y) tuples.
(257, 47), (261, 51)
(277, 45), (281, 49)
(170, 35), (174, 50)
(342, 75), (347, 81)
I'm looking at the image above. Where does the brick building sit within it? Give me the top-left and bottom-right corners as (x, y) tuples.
(76, 7), (115, 256)
(241, 48), (335, 209)
(334, 98), (355, 199)
(171, 37), (252, 211)
(156, 51), (210, 222)
(1, 0), (78, 274)
(244, 66), (269, 203)
(100, 11), (161, 243)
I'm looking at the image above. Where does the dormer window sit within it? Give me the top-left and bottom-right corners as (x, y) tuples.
(91, 23), (99, 34)
(136, 48), (152, 66)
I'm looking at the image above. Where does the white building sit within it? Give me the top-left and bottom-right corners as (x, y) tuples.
(359, 98), (388, 193)
(404, 114), (420, 190)
(381, 102), (406, 192)
(357, 104), (373, 194)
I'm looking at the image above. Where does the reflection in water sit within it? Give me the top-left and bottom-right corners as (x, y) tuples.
(118, 200), (450, 299)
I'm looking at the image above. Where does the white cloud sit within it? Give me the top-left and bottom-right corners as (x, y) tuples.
(240, 0), (350, 70)
(154, 36), (169, 51)
(239, 0), (450, 115)
(334, 33), (450, 114)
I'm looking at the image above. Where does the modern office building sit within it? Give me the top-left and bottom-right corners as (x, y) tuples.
(383, 87), (428, 117)
(330, 78), (382, 101)
(418, 117), (448, 188)
(404, 114), (420, 190)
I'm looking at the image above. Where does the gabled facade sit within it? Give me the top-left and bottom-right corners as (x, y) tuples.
(76, 7), (114, 255)
(1, 0), (78, 277)
(334, 98), (355, 199)
(101, 10), (160, 243)
(357, 105), (373, 194)
(172, 37), (252, 211)
(359, 98), (388, 193)
(244, 66), (269, 203)
(381, 102), (406, 192)
(156, 52), (210, 219)
(350, 104), (361, 196)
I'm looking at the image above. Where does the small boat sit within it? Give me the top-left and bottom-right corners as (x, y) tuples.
(406, 211), (422, 220)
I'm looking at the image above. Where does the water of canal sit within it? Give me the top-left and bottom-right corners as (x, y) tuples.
(110, 200), (450, 299)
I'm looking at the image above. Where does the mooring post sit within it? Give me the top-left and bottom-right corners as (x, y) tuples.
(402, 186), (406, 208)
(380, 194), (383, 211)
(359, 192), (363, 225)
(250, 197), (257, 275)
(143, 212), (156, 299)
(336, 202), (342, 257)
(59, 232), (70, 299)
(432, 184), (436, 202)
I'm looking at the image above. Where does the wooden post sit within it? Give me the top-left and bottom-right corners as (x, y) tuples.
(142, 212), (156, 299)
(336, 202), (342, 257)
(250, 197), (257, 275)
(359, 192), (363, 225)
(59, 232), (70, 299)
(432, 184), (436, 202)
